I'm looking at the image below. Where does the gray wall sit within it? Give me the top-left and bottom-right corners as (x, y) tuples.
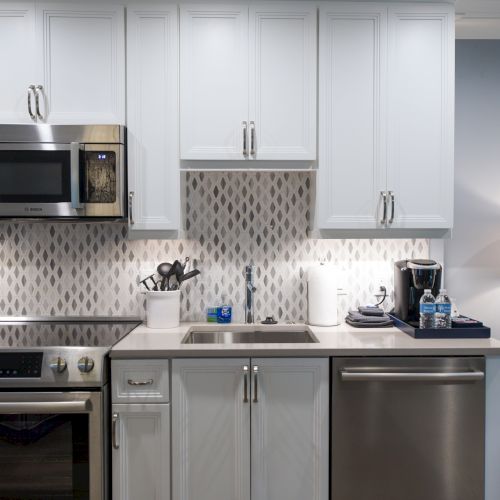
(445, 40), (500, 339)
(448, 40), (500, 500)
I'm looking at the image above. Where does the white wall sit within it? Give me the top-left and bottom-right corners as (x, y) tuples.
(445, 40), (500, 339)
(448, 41), (500, 500)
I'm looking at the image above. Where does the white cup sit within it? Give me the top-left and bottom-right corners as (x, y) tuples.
(146, 290), (181, 329)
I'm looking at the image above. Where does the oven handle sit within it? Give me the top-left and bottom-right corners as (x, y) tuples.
(0, 399), (92, 414)
(70, 141), (83, 209)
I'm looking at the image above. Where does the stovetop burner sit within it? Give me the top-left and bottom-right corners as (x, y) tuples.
(0, 321), (140, 349)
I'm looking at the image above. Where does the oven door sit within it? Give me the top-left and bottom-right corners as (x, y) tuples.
(0, 391), (105, 500)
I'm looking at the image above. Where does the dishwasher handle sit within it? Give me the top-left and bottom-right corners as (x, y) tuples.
(340, 370), (485, 382)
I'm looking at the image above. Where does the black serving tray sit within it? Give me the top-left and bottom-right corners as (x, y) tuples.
(389, 314), (491, 339)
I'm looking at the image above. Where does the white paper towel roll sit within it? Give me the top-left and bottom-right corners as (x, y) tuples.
(307, 263), (339, 326)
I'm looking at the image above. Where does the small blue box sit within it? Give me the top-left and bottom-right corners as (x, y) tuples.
(217, 305), (232, 324)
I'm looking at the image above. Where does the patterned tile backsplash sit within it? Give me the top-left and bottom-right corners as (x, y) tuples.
(0, 172), (429, 322)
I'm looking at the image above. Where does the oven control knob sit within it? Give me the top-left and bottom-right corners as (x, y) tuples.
(49, 357), (67, 373)
(77, 356), (95, 373)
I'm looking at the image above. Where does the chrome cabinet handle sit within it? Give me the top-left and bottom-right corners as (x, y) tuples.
(380, 191), (388, 224)
(27, 85), (36, 121)
(34, 85), (44, 121)
(340, 370), (485, 382)
(243, 365), (249, 403)
(388, 191), (395, 224)
(252, 365), (259, 403)
(250, 121), (256, 156)
(127, 378), (153, 386)
(112, 412), (120, 449)
(242, 121), (248, 157)
(128, 192), (135, 225)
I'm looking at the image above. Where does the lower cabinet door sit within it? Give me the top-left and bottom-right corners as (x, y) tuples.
(172, 358), (251, 500)
(251, 358), (330, 500)
(112, 403), (170, 500)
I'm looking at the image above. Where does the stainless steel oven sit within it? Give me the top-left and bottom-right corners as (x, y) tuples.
(0, 125), (126, 219)
(0, 390), (106, 500)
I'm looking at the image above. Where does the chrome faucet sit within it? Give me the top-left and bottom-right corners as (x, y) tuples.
(245, 265), (257, 324)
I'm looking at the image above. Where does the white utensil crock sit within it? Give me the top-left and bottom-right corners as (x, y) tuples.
(146, 290), (180, 329)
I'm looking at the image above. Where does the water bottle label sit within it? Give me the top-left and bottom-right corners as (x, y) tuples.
(420, 303), (436, 314)
(436, 304), (451, 314)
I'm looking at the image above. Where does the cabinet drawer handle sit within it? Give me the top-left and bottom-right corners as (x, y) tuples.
(112, 412), (120, 449)
(242, 121), (248, 157)
(127, 378), (154, 386)
(250, 121), (256, 156)
(27, 85), (36, 121)
(128, 192), (135, 225)
(380, 191), (388, 224)
(34, 85), (44, 121)
(243, 365), (249, 403)
(252, 365), (259, 403)
(388, 191), (395, 224)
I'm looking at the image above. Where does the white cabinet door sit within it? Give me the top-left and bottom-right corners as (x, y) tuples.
(248, 3), (316, 160)
(172, 358), (251, 500)
(180, 5), (248, 160)
(251, 358), (329, 500)
(318, 3), (388, 229)
(112, 404), (170, 500)
(386, 3), (454, 229)
(36, 3), (125, 124)
(127, 5), (179, 232)
(0, 3), (36, 123)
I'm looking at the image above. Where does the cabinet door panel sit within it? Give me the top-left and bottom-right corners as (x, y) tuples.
(180, 5), (248, 159)
(387, 4), (454, 228)
(172, 358), (251, 500)
(318, 3), (387, 228)
(36, 3), (125, 124)
(0, 3), (36, 123)
(127, 6), (179, 232)
(112, 404), (170, 500)
(251, 358), (329, 500)
(249, 4), (316, 160)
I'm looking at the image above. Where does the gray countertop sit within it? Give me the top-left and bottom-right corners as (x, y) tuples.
(110, 322), (500, 358)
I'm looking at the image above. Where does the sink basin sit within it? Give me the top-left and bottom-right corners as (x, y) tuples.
(182, 327), (318, 344)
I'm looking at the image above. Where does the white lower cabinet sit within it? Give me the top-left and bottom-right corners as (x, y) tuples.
(172, 357), (329, 500)
(112, 403), (170, 500)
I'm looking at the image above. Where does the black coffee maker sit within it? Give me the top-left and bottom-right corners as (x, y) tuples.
(393, 259), (442, 326)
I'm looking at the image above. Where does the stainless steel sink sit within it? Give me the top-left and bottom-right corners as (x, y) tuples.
(182, 328), (318, 344)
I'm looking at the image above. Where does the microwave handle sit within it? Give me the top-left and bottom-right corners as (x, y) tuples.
(70, 142), (83, 209)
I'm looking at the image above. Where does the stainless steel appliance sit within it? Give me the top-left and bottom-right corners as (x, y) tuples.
(393, 259), (442, 326)
(331, 357), (485, 500)
(0, 125), (126, 219)
(0, 317), (140, 500)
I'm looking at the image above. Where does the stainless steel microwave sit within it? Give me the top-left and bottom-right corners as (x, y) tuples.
(0, 124), (126, 219)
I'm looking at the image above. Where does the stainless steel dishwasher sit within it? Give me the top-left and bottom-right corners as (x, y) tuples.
(331, 357), (485, 500)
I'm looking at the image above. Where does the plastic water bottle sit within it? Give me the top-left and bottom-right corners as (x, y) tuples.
(435, 289), (452, 328)
(419, 289), (436, 329)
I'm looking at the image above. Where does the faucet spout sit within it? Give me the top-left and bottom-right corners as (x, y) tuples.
(245, 265), (256, 324)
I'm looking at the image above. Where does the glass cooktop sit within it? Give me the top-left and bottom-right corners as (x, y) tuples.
(0, 320), (141, 349)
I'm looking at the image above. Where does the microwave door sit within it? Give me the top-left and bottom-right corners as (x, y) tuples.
(0, 143), (82, 218)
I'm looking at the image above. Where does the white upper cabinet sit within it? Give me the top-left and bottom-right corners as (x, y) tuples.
(318, 3), (387, 229)
(35, 3), (125, 124)
(0, 3), (36, 123)
(318, 2), (454, 230)
(387, 3), (454, 229)
(248, 4), (317, 160)
(127, 5), (179, 233)
(180, 3), (317, 161)
(180, 5), (249, 160)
